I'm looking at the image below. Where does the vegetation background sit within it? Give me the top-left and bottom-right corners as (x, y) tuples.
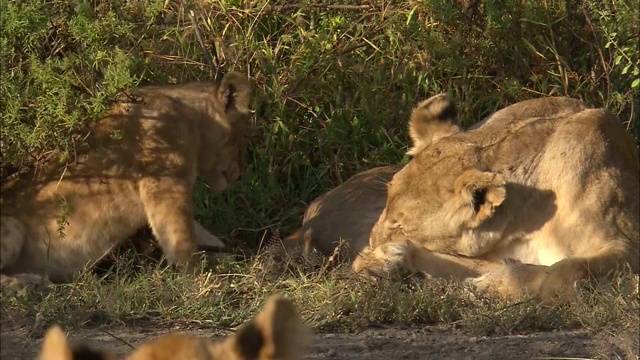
(1, 0), (638, 356)
(2, 0), (638, 246)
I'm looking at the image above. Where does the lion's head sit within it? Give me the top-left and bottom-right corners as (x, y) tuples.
(369, 94), (508, 256)
(197, 71), (253, 192)
(369, 96), (598, 257)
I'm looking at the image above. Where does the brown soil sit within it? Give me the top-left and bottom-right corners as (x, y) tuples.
(2, 320), (636, 359)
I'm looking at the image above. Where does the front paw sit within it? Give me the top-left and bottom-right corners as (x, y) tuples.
(539, 259), (588, 303)
(464, 259), (544, 300)
(353, 240), (415, 280)
(1, 273), (52, 296)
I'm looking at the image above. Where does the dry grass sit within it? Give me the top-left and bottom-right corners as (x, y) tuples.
(2, 242), (637, 351)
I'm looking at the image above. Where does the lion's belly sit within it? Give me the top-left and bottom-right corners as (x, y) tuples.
(8, 179), (147, 281)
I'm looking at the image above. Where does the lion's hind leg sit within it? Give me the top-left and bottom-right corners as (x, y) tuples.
(464, 259), (548, 300)
(537, 248), (637, 302)
(1, 273), (52, 295)
(192, 220), (226, 249)
(1, 216), (53, 294)
(465, 250), (636, 303)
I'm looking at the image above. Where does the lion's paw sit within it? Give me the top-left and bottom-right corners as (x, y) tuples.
(463, 259), (532, 300)
(1, 273), (52, 296)
(538, 259), (587, 303)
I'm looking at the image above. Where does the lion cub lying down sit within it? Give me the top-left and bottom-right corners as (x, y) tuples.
(285, 164), (403, 263)
(1, 72), (252, 291)
(37, 294), (309, 360)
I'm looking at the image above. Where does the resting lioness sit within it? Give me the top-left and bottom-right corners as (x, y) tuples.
(283, 93), (469, 264)
(37, 294), (309, 360)
(354, 94), (639, 301)
(1, 72), (252, 290)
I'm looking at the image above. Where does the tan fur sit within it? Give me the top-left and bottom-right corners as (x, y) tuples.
(285, 165), (403, 262)
(407, 93), (460, 156)
(0, 72), (253, 288)
(37, 294), (309, 360)
(358, 96), (639, 302)
(284, 94), (460, 263)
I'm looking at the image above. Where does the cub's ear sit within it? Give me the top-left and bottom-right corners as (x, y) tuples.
(217, 71), (252, 116)
(407, 93), (461, 156)
(38, 325), (73, 360)
(445, 169), (506, 228)
(230, 294), (309, 360)
(38, 325), (118, 360)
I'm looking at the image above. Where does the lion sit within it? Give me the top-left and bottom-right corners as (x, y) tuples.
(284, 164), (403, 262)
(282, 94), (472, 264)
(37, 294), (309, 360)
(0, 72), (253, 291)
(353, 94), (639, 301)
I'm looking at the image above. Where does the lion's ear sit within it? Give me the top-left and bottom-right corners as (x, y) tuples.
(38, 325), (73, 360)
(229, 295), (309, 360)
(217, 71), (252, 116)
(407, 93), (461, 156)
(38, 325), (119, 360)
(445, 169), (506, 227)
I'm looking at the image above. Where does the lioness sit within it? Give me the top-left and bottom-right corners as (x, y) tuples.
(1, 72), (252, 290)
(283, 93), (466, 264)
(355, 94), (639, 301)
(37, 294), (309, 360)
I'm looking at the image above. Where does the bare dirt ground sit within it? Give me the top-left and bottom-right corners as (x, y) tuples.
(2, 320), (636, 360)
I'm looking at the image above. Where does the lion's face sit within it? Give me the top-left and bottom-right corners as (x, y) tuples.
(200, 129), (247, 193)
(198, 72), (253, 193)
(369, 98), (507, 256)
(371, 141), (504, 255)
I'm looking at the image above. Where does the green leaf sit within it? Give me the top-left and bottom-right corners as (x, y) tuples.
(614, 55), (623, 65)
(622, 64), (631, 75)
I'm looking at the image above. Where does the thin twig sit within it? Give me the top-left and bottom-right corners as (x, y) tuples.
(180, 0), (221, 80)
(581, 5), (611, 104)
(212, 3), (373, 14)
(99, 329), (137, 350)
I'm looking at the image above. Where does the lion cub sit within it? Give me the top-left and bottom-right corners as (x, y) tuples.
(37, 295), (309, 360)
(284, 165), (402, 263)
(1, 72), (252, 290)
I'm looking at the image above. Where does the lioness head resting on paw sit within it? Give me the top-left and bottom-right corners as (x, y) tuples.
(370, 96), (586, 255)
(368, 96), (605, 257)
(357, 94), (639, 303)
(368, 93), (468, 250)
(37, 295), (309, 360)
(282, 93), (460, 263)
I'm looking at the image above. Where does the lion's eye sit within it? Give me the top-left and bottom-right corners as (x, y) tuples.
(389, 220), (402, 229)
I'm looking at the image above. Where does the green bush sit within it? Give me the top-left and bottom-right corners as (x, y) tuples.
(2, 0), (638, 247)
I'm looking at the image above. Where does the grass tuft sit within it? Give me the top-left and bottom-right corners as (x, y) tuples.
(2, 248), (638, 343)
